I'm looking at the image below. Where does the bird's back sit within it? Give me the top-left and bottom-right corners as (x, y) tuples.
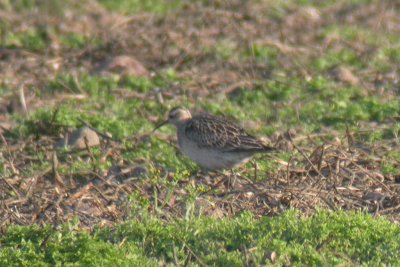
(183, 113), (273, 153)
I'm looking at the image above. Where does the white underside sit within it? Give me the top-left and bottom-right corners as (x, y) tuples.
(177, 132), (252, 170)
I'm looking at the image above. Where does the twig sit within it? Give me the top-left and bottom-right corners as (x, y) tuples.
(18, 83), (29, 117)
(287, 131), (327, 180)
(52, 152), (65, 191)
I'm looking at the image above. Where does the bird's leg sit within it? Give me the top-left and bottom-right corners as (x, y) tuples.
(251, 160), (258, 181)
(232, 166), (257, 189)
(218, 170), (234, 191)
(229, 169), (237, 189)
(209, 170), (237, 191)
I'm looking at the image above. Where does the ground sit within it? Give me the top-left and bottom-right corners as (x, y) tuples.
(0, 0), (399, 265)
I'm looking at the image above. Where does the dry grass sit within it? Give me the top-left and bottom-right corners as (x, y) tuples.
(1, 128), (399, 230)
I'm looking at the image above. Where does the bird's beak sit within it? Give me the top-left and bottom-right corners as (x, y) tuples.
(152, 120), (168, 133)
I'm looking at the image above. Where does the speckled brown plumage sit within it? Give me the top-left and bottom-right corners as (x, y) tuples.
(155, 107), (275, 170)
(184, 113), (273, 153)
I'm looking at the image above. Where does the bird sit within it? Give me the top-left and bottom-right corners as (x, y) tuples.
(153, 107), (275, 171)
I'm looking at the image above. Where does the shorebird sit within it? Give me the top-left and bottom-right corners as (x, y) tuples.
(154, 107), (275, 170)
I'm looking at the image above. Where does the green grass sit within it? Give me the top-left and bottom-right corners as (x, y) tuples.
(1, 29), (103, 52)
(2, 28), (48, 51)
(0, 0), (71, 12)
(312, 50), (365, 71)
(1, 210), (399, 266)
(0, 220), (156, 266)
(321, 25), (381, 46)
(0, 0), (100, 52)
(8, 69), (398, 178)
(97, 0), (184, 14)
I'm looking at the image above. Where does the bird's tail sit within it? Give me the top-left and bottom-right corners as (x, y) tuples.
(262, 144), (276, 152)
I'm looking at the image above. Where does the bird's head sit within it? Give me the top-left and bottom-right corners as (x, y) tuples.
(153, 107), (192, 131)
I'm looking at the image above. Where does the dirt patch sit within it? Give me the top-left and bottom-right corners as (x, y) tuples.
(1, 128), (399, 230)
(1, 1), (399, 96)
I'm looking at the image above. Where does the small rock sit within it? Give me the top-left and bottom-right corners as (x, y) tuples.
(94, 55), (149, 77)
(54, 126), (100, 150)
(285, 7), (321, 28)
(334, 66), (359, 85)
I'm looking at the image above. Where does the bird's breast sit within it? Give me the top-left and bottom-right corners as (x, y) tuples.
(177, 131), (251, 170)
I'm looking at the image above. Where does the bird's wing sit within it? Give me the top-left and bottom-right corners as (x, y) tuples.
(184, 114), (271, 153)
